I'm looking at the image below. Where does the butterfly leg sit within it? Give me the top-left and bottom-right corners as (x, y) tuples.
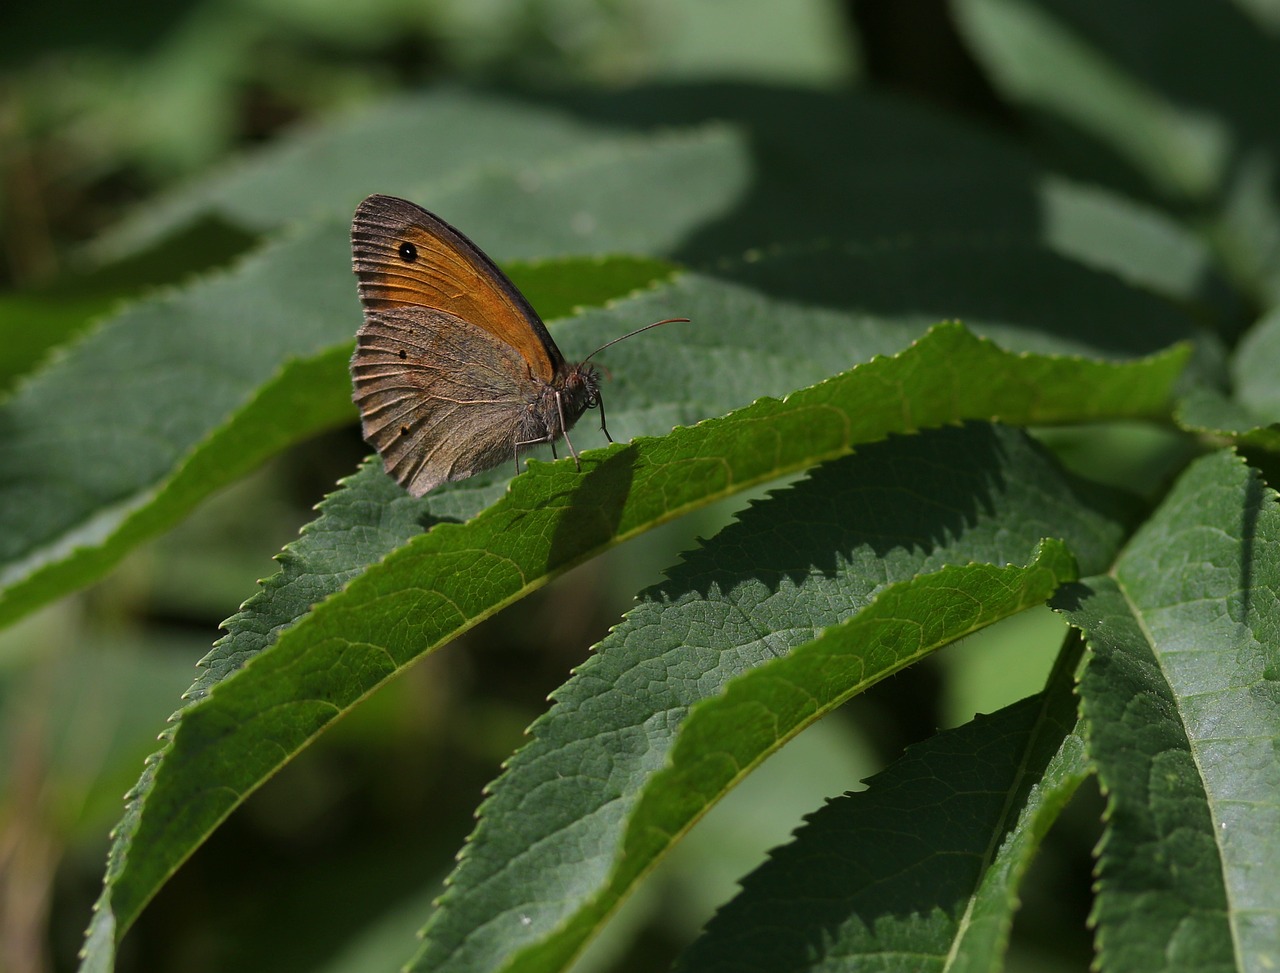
(597, 396), (613, 444)
(513, 433), (576, 470)
(511, 392), (583, 473)
(510, 432), (553, 476)
(554, 390), (582, 471)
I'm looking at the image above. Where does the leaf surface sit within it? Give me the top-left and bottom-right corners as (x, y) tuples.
(1056, 450), (1280, 972)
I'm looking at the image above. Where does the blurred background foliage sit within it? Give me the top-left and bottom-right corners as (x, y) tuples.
(0, 1), (1183, 970)
(1, 0), (851, 286)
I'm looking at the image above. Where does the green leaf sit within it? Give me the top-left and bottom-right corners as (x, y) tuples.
(672, 639), (1089, 973)
(703, 239), (1214, 369)
(91, 86), (1237, 323)
(0, 215), (264, 397)
(16, 20), (1272, 973)
(1232, 306), (1280, 421)
(75, 320), (1181, 966)
(91, 88), (614, 254)
(1174, 388), (1280, 454)
(0, 240), (670, 630)
(505, 255), (679, 323)
(1055, 450), (1280, 972)
(1037, 175), (1241, 324)
(953, 0), (1280, 303)
(644, 0), (852, 85)
(0, 295), (109, 393)
(409, 124), (753, 260)
(1174, 305), (1280, 452)
(954, 0), (1230, 200)
(407, 424), (1116, 972)
(0, 227), (355, 629)
(96, 93), (751, 261)
(0, 217), (1199, 632)
(0, 117), (748, 631)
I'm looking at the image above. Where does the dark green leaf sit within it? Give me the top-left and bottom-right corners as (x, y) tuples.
(1055, 450), (1280, 972)
(78, 321), (1180, 965)
(673, 641), (1088, 973)
(1175, 305), (1280, 452)
(0, 220), (1197, 630)
(953, 0), (1280, 303)
(408, 424), (1121, 972)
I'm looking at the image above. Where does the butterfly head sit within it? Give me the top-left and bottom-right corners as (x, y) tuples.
(562, 361), (602, 413)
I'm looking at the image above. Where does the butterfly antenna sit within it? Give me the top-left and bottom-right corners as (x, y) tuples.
(582, 318), (690, 363)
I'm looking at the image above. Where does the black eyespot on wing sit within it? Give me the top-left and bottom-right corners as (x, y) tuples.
(400, 425), (411, 437)
(398, 349), (407, 359)
(398, 241), (418, 262)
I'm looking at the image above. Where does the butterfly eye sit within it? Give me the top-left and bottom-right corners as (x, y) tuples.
(398, 241), (418, 262)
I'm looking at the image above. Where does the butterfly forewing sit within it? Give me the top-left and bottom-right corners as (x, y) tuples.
(351, 194), (561, 383)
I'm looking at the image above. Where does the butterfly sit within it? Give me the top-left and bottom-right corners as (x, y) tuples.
(349, 194), (683, 496)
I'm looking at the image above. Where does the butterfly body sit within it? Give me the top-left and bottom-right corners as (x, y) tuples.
(350, 195), (603, 496)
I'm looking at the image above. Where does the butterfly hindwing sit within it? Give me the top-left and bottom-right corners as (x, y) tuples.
(351, 307), (535, 495)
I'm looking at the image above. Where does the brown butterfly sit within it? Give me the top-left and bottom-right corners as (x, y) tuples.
(350, 194), (683, 496)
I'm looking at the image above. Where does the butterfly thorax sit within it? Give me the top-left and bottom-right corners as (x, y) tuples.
(524, 361), (599, 442)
